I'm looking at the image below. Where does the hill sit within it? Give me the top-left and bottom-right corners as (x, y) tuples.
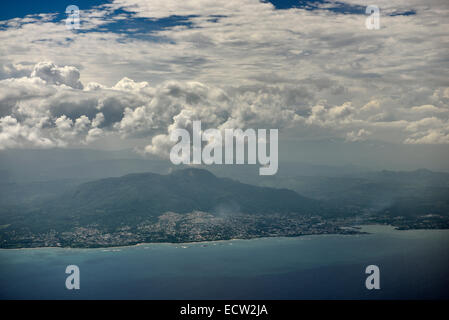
(10, 168), (323, 232)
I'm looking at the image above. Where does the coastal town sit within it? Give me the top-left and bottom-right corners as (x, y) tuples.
(1, 211), (448, 249)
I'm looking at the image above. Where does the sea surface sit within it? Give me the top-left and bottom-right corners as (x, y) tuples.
(0, 225), (448, 299)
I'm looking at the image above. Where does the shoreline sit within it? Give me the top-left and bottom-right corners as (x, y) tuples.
(0, 224), (399, 251)
(0, 229), (368, 251)
(2, 224), (448, 251)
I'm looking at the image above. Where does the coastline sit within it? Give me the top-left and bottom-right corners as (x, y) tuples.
(2, 224), (448, 251)
(0, 230), (366, 251)
(0, 224), (401, 251)
(2, 224), (448, 300)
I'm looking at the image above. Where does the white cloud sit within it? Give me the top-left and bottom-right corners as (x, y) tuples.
(31, 61), (83, 89)
(346, 128), (371, 142)
(0, 1), (448, 153)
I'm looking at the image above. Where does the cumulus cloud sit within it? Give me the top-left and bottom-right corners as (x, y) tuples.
(405, 123), (449, 144)
(31, 61), (83, 89)
(0, 0), (448, 153)
(346, 128), (371, 142)
(0, 115), (54, 149)
(0, 59), (448, 154)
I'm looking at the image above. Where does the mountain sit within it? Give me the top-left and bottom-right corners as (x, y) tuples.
(223, 168), (449, 217)
(2, 167), (448, 248)
(11, 168), (323, 232)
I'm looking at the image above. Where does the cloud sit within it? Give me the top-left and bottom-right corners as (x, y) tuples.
(30, 61), (84, 89)
(405, 124), (449, 144)
(346, 128), (371, 142)
(0, 115), (54, 149)
(0, 1), (448, 152)
(0, 59), (448, 154)
(0, 62), (32, 80)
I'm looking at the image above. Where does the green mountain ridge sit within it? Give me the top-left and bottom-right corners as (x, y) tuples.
(12, 168), (324, 232)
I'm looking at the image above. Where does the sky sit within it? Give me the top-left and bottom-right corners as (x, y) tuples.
(0, 0), (448, 170)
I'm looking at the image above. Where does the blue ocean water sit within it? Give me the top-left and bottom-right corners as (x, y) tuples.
(0, 225), (448, 299)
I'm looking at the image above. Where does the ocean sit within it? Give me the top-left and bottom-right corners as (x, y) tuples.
(1, 225), (448, 299)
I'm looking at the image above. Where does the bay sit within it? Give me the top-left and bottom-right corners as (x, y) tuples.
(0, 225), (448, 299)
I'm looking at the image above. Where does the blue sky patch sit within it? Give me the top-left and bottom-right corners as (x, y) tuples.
(266, 0), (366, 14)
(0, 0), (109, 21)
(265, 0), (416, 16)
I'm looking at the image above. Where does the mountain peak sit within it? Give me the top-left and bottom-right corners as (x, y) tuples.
(170, 168), (217, 179)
